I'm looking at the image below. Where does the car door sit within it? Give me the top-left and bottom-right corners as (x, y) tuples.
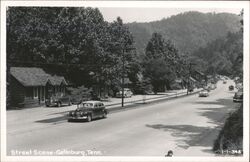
(96, 103), (104, 117)
(91, 103), (98, 118)
(99, 103), (106, 116)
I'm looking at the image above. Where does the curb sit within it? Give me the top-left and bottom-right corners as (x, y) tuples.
(105, 92), (185, 107)
(107, 89), (202, 114)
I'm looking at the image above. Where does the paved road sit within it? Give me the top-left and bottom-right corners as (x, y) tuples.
(7, 80), (240, 156)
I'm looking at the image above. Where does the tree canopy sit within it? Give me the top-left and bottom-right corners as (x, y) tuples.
(142, 33), (181, 93)
(7, 7), (138, 93)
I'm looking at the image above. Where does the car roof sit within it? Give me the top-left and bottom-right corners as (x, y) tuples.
(201, 90), (208, 92)
(83, 100), (102, 104)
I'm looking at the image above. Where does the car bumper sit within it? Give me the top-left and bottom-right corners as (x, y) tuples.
(46, 102), (58, 106)
(199, 95), (208, 97)
(68, 116), (88, 120)
(233, 98), (243, 102)
(199, 93), (208, 97)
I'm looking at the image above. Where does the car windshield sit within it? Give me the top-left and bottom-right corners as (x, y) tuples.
(82, 103), (93, 108)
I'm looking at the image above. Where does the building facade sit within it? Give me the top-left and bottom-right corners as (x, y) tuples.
(9, 67), (68, 108)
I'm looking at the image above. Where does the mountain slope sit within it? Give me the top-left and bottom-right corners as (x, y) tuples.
(126, 11), (241, 56)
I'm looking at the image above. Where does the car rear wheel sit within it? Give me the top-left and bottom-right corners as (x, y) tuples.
(87, 114), (92, 122)
(68, 102), (72, 106)
(103, 112), (107, 118)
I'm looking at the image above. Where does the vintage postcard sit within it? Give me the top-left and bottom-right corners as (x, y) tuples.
(1, 1), (249, 162)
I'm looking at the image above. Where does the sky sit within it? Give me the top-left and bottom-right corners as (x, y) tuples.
(99, 8), (242, 23)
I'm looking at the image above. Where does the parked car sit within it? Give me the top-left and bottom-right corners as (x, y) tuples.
(70, 95), (91, 105)
(203, 86), (211, 92)
(229, 85), (234, 91)
(233, 91), (243, 102)
(188, 88), (194, 92)
(45, 95), (71, 107)
(199, 90), (209, 97)
(68, 101), (108, 122)
(70, 96), (84, 105)
(116, 88), (133, 98)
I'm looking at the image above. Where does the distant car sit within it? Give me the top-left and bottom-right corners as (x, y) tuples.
(203, 86), (211, 92)
(233, 92), (243, 102)
(223, 80), (227, 84)
(116, 88), (133, 98)
(188, 88), (194, 92)
(229, 85), (234, 91)
(68, 101), (108, 122)
(45, 95), (71, 107)
(199, 90), (209, 97)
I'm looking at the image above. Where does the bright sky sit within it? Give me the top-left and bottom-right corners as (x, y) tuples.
(99, 8), (242, 23)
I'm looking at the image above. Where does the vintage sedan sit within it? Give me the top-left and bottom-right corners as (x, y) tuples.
(233, 92), (243, 102)
(229, 85), (234, 91)
(45, 95), (71, 107)
(199, 90), (209, 97)
(68, 101), (108, 122)
(116, 88), (133, 98)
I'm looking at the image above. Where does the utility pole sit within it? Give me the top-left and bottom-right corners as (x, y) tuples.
(187, 62), (195, 95)
(121, 49), (125, 107)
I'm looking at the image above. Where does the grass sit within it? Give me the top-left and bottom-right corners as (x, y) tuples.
(213, 103), (243, 154)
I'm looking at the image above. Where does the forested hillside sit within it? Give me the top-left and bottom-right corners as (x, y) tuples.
(190, 31), (243, 77)
(127, 11), (241, 56)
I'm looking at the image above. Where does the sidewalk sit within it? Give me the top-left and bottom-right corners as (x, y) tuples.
(104, 88), (201, 110)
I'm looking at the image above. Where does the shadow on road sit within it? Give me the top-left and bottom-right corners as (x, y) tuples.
(146, 124), (219, 149)
(146, 98), (241, 152)
(36, 114), (105, 123)
(47, 110), (70, 116)
(35, 114), (68, 123)
(195, 98), (240, 125)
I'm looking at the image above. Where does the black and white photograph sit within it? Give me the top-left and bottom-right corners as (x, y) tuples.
(1, 1), (249, 162)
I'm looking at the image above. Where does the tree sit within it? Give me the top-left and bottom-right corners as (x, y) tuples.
(7, 7), (139, 97)
(142, 33), (180, 94)
(104, 17), (137, 92)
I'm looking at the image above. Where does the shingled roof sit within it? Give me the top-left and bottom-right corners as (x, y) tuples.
(10, 67), (67, 87)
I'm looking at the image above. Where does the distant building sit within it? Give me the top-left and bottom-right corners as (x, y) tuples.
(9, 67), (68, 108)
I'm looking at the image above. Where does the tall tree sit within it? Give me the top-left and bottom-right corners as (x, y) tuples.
(104, 17), (137, 91)
(142, 33), (180, 93)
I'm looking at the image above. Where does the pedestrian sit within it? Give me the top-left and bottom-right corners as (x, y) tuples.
(165, 150), (173, 157)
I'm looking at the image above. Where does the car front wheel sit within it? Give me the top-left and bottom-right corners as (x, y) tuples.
(87, 114), (92, 122)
